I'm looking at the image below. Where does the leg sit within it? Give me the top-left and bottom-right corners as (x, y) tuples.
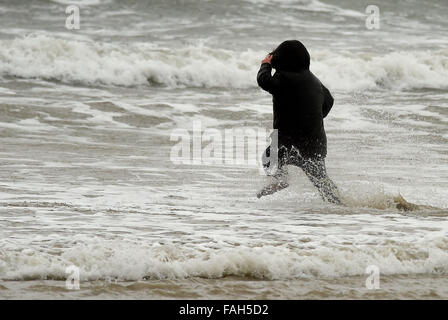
(257, 145), (289, 198)
(301, 157), (341, 204)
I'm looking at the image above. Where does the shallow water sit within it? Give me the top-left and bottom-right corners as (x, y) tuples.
(0, 0), (447, 299)
(2, 275), (448, 299)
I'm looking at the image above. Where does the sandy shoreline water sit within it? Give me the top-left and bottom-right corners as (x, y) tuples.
(1, 0), (447, 300)
(2, 275), (448, 299)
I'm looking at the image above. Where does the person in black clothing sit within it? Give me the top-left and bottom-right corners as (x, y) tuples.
(256, 40), (341, 204)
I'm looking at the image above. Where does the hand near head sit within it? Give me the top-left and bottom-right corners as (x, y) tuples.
(261, 54), (273, 64)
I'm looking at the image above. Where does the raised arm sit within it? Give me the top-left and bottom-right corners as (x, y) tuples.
(322, 84), (334, 118)
(257, 55), (281, 94)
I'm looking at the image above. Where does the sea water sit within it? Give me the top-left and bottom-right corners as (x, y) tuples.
(0, 0), (447, 299)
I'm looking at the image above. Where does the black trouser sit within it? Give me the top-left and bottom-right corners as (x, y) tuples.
(262, 144), (341, 204)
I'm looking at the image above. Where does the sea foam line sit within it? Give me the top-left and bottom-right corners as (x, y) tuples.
(1, 236), (447, 281)
(1, 34), (448, 91)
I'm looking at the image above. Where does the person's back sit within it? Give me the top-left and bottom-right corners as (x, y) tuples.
(257, 40), (334, 158)
(272, 70), (327, 156)
(256, 40), (340, 204)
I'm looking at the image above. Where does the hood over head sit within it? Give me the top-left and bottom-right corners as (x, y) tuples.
(271, 40), (310, 72)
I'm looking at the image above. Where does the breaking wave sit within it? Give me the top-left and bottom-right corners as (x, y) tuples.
(1, 34), (448, 91)
(1, 236), (448, 281)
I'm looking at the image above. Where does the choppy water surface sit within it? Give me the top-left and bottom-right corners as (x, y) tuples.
(0, 0), (447, 299)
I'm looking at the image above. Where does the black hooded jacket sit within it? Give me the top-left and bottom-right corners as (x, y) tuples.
(257, 40), (334, 158)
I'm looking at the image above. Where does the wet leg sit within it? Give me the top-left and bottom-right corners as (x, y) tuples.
(257, 166), (289, 198)
(302, 158), (341, 204)
(257, 145), (289, 198)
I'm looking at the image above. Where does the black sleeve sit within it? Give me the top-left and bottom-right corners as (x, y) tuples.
(322, 84), (334, 118)
(257, 63), (281, 94)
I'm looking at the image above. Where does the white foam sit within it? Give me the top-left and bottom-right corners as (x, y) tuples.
(0, 87), (15, 95)
(1, 34), (448, 91)
(49, 0), (112, 5)
(245, 0), (364, 17)
(312, 49), (448, 91)
(0, 34), (260, 88)
(1, 236), (447, 281)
